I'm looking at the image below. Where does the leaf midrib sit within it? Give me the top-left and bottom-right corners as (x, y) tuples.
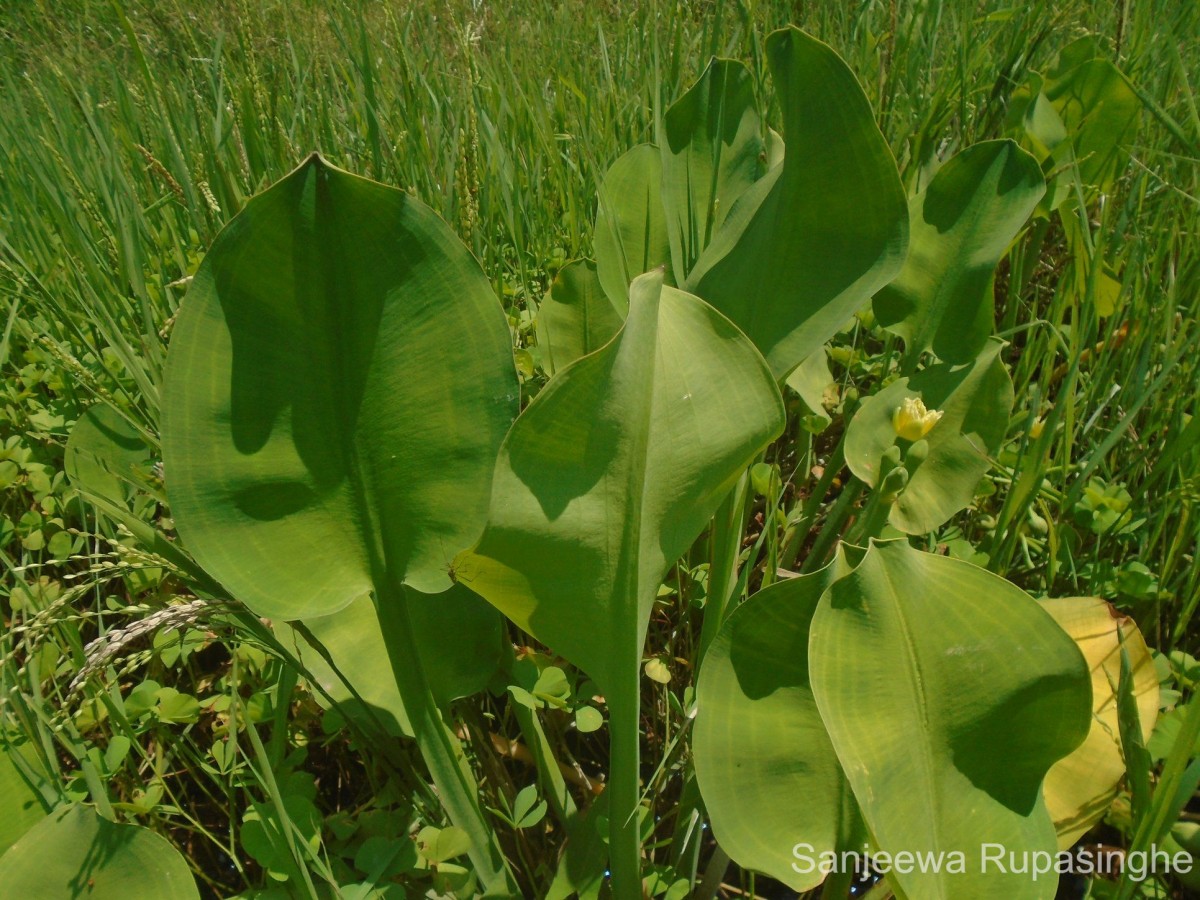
(317, 164), (389, 589)
(874, 553), (947, 898)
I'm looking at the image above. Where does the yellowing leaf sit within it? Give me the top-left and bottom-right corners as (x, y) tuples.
(1041, 597), (1159, 848)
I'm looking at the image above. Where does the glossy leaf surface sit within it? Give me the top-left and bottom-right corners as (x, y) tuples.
(160, 153), (518, 890)
(0, 742), (51, 855)
(458, 270), (783, 892)
(283, 584), (505, 737)
(457, 269), (783, 697)
(594, 145), (672, 309)
(536, 259), (623, 375)
(660, 57), (764, 277)
(65, 404), (154, 505)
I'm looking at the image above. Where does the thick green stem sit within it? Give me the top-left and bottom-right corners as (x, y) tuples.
(845, 487), (890, 545)
(607, 674), (644, 900)
(511, 699), (576, 826)
(781, 439), (846, 570)
(374, 583), (517, 897)
(698, 472), (751, 661)
(667, 774), (705, 878)
(694, 845), (730, 900)
(801, 478), (865, 573)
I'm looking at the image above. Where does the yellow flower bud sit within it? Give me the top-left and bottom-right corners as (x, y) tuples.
(892, 397), (943, 442)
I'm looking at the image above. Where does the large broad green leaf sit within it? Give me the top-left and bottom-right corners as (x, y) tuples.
(593, 144), (672, 309)
(694, 550), (865, 892)
(536, 259), (623, 375)
(455, 269), (783, 697)
(0, 742), (52, 855)
(62, 406), (224, 595)
(162, 153), (518, 620)
(282, 584), (505, 738)
(1009, 38), (1141, 210)
(1038, 40), (1140, 195)
(660, 57), (764, 277)
(283, 594), (405, 735)
(65, 404), (156, 505)
(809, 541), (1091, 899)
(0, 804), (199, 899)
(784, 346), (836, 433)
(160, 153), (518, 891)
(874, 140), (1045, 365)
(845, 340), (1014, 533)
(685, 27), (907, 380)
(1040, 597), (1159, 848)
(456, 270), (784, 893)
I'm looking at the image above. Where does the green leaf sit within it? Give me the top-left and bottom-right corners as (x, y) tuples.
(353, 835), (418, 880)
(1116, 635), (1154, 831)
(0, 742), (52, 855)
(686, 27), (907, 379)
(0, 804), (199, 899)
(162, 153), (518, 621)
(574, 706), (603, 733)
(241, 793), (322, 883)
(160, 153), (518, 892)
(1009, 39), (1141, 210)
(809, 541), (1091, 899)
(1040, 598), (1159, 848)
(417, 825), (473, 864)
(594, 145), (673, 308)
(153, 687), (201, 724)
(545, 794), (609, 900)
(784, 346), (835, 433)
(874, 140), (1045, 365)
(456, 269), (783, 699)
(537, 260), (623, 375)
(281, 584), (504, 737)
(1040, 41), (1141, 195)
(845, 340), (1014, 533)
(511, 785), (548, 829)
(694, 550), (866, 891)
(532, 665), (572, 708)
(64, 404), (154, 505)
(163, 153), (516, 619)
(660, 57), (764, 277)
(456, 269), (783, 892)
